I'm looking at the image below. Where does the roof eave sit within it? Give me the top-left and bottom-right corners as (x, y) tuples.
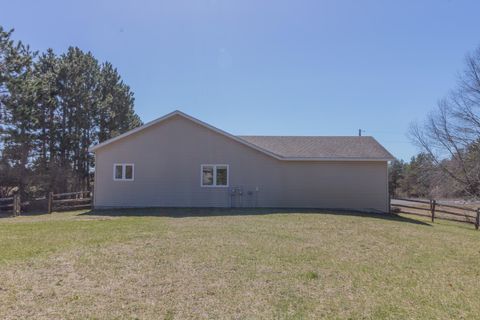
(281, 157), (395, 161)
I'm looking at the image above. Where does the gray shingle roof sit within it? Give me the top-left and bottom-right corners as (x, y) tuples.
(238, 136), (395, 160)
(90, 110), (395, 161)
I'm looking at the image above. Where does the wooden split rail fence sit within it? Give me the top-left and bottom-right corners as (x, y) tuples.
(0, 195), (21, 216)
(0, 190), (92, 216)
(48, 190), (93, 213)
(391, 198), (480, 230)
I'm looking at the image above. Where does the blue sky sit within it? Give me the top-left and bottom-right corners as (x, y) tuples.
(1, 0), (479, 160)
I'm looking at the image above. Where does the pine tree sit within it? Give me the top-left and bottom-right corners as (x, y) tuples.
(97, 61), (141, 143)
(388, 159), (406, 197)
(0, 26), (37, 197)
(31, 49), (60, 193)
(1, 26), (142, 196)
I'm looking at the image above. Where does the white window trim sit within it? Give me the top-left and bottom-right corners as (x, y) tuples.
(113, 163), (135, 181)
(201, 164), (229, 188)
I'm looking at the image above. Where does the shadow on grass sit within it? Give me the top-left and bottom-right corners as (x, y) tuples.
(0, 210), (48, 219)
(79, 207), (431, 226)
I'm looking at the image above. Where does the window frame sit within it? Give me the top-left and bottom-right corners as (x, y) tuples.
(113, 163), (135, 181)
(200, 164), (229, 188)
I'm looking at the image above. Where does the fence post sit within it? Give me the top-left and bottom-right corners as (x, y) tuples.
(388, 194), (391, 213)
(475, 208), (480, 230)
(12, 194), (19, 216)
(15, 194), (20, 216)
(12, 195), (16, 216)
(91, 187), (94, 210)
(430, 199), (436, 223)
(47, 192), (53, 214)
(18, 194), (21, 216)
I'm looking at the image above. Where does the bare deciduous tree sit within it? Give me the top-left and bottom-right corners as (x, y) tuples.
(410, 46), (480, 197)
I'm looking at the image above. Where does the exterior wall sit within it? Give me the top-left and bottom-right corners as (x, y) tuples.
(94, 115), (389, 212)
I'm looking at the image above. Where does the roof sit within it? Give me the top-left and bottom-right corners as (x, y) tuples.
(89, 110), (394, 161)
(239, 136), (394, 160)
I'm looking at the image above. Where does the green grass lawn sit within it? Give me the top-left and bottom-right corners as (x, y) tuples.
(0, 208), (479, 319)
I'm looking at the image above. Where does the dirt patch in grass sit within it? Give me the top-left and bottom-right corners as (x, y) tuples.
(0, 210), (479, 319)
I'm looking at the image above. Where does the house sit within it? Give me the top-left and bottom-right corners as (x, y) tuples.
(89, 110), (395, 212)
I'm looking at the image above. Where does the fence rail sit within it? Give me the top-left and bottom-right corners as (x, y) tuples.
(391, 198), (480, 230)
(0, 197), (13, 210)
(0, 195), (21, 216)
(394, 197), (431, 204)
(52, 191), (91, 198)
(48, 190), (92, 213)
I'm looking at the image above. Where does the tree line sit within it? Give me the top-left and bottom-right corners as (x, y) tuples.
(390, 45), (480, 199)
(389, 154), (445, 198)
(0, 26), (141, 198)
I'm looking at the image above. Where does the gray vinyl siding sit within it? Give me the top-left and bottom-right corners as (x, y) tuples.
(93, 115), (389, 211)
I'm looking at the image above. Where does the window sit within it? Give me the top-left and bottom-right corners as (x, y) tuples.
(114, 164), (123, 180)
(202, 165), (214, 186)
(201, 164), (228, 187)
(216, 165), (228, 186)
(125, 165), (133, 180)
(113, 163), (134, 181)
